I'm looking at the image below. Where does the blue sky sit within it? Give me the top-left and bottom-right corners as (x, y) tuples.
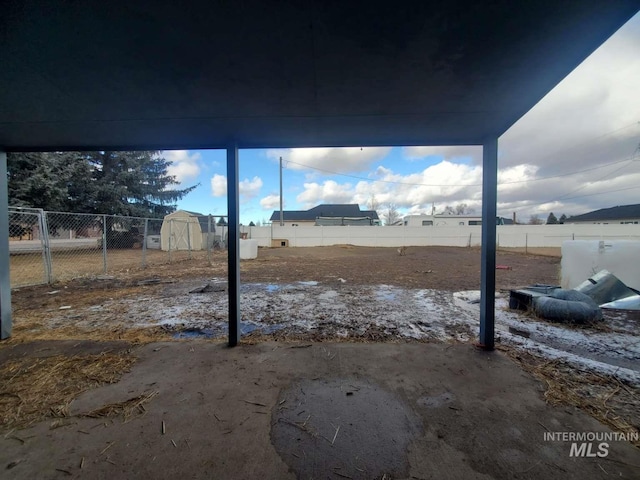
(168, 12), (640, 225)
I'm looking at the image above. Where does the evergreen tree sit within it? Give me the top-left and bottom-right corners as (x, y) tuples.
(7, 151), (196, 218)
(559, 214), (567, 224)
(86, 151), (196, 218)
(546, 212), (558, 224)
(7, 152), (92, 211)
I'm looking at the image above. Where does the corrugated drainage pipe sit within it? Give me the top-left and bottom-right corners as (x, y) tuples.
(533, 289), (603, 324)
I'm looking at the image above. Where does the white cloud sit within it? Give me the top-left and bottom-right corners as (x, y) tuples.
(239, 176), (263, 199)
(296, 180), (355, 207)
(164, 150), (202, 183)
(210, 174), (263, 201)
(267, 147), (392, 174)
(211, 174), (227, 197)
(294, 160), (488, 214)
(260, 194), (283, 210)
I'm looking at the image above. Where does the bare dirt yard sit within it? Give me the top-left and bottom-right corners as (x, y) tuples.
(2, 246), (639, 479)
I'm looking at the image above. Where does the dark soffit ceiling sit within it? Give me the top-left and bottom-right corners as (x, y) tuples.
(0, 0), (638, 151)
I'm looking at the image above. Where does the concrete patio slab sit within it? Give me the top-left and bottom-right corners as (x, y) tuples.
(1, 341), (639, 479)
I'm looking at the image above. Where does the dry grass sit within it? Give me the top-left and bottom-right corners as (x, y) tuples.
(7, 324), (173, 345)
(80, 391), (159, 422)
(501, 346), (640, 448)
(0, 352), (137, 431)
(11, 248), (222, 288)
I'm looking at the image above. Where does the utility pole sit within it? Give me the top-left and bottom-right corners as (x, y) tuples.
(279, 156), (284, 226)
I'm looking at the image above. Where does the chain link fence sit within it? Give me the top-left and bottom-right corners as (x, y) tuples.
(9, 208), (227, 288)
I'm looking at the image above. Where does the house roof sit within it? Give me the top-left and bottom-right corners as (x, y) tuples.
(270, 204), (379, 222)
(565, 204), (640, 223)
(1, 1), (637, 151)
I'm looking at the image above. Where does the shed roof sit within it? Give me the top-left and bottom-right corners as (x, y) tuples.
(165, 210), (204, 218)
(1, 1), (637, 151)
(270, 204), (379, 222)
(164, 209), (217, 231)
(566, 204), (640, 223)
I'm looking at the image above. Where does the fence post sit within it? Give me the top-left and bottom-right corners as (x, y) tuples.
(525, 232), (528, 255)
(207, 215), (212, 265)
(102, 215), (108, 273)
(142, 218), (149, 267)
(40, 210), (53, 283)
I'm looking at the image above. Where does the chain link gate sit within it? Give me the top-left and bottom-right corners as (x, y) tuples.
(8, 207), (51, 287)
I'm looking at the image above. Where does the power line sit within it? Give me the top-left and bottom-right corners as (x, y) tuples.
(499, 182), (640, 216)
(285, 151), (636, 188)
(284, 122), (639, 187)
(539, 142), (640, 205)
(561, 185), (639, 201)
(553, 158), (636, 202)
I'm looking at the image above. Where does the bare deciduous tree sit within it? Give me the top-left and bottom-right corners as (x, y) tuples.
(528, 214), (543, 225)
(367, 194), (380, 212)
(384, 203), (400, 225)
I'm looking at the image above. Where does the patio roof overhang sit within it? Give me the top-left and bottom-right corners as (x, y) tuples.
(1, 1), (638, 344)
(1, 1), (638, 151)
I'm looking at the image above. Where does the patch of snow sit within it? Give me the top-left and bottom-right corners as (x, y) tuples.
(41, 281), (639, 385)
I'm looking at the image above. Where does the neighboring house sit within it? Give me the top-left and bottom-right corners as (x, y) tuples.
(403, 214), (508, 227)
(565, 204), (640, 224)
(269, 204), (380, 226)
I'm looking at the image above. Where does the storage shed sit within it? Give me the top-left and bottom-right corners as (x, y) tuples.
(160, 210), (209, 251)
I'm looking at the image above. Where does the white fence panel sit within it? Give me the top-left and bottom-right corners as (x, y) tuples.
(247, 224), (640, 249)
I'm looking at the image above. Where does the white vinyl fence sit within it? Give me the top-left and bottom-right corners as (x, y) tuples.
(243, 224), (640, 249)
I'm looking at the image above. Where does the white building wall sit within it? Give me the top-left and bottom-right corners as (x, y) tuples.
(403, 214), (484, 227)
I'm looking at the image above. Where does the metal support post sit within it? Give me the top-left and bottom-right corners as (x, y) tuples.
(0, 151), (12, 339)
(227, 145), (240, 346)
(102, 215), (108, 273)
(142, 218), (149, 267)
(479, 138), (498, 350)
(40, 209), (53, 283)
(207, 215), (212, 265)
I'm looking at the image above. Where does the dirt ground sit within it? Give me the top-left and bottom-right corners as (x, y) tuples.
(6, 245), (561, 345)
(10, 245), (560, 312)
(3, 246), (639, 479)
(240, 245), (560, 290)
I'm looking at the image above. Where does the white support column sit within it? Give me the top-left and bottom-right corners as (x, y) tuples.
(0, 150), (12, 340)
(479, 138), (498, 350)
